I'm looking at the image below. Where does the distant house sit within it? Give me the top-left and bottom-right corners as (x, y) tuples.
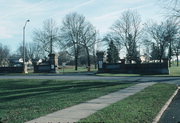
(140, 54), (150, 63)
(0, 58), (9, 67)
(9, 57), (23, 67)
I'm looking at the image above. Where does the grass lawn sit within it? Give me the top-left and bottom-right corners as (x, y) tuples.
(0, 79), (133, 123)
(80, 83), (177, 123)
(96, 73), (141, 77)
(169, 66), (180, 76)
(58, 65), (97, 73)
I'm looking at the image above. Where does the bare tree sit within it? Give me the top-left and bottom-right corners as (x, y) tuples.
(33, 19), (60, 55)
(146, 20), (178, 63)
(79, 22), (97, 71)
(61, 12), (97, 71)
(0, 43), (10, 66)
(146, 22), (167, 63)
(26, 42), (43, 64)
(111, 10), (142, 63)
(162, 0), (180, 20)
(58, 51), (72, 65)
(60, 13), (83, 70)
(92, 42), (97, 69)
(16, 45), (28, 61)
(17, 42), (47, 65)
(165, 20), (179, 66)
(172, 37), (180, 66)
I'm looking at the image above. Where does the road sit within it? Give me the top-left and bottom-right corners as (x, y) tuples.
(159, 91), (180, 123)
(0, 75), (180, 85)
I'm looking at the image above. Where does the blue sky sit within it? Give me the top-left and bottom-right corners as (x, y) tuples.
(0, 0), (164, 52)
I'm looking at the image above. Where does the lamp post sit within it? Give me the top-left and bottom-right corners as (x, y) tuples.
(23, 19), (30, 73)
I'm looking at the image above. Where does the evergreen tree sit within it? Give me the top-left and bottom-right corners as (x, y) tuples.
(150, 43), (159, 61)
(107, 41), (120, 63)
(126, 34), (141, 64)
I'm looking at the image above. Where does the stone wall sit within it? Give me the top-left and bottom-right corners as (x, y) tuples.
(0, 67), (23, 73)
(98, 62), (169, 74)
(34, 64), (51, 73)
(34, 53), (58, 73)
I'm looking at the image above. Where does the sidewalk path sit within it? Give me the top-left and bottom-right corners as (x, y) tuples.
(26, 82), (155, 123)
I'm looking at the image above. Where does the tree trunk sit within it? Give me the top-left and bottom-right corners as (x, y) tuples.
(169, 59), (171, 67)
(75, 54), (78, 71)
(93, 55), (97, 69)
(168, 43), (172, 67)
(129, 60), (132, 64)
(159, 56), (162, 63)
(93, 48), (97, 69)
(159, 49), (163, 63)
(176, 55), (179, 67)
(74, 48), (79, 71)
(86, 47), (90, 71)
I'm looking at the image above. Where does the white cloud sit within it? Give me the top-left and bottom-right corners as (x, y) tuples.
(0, 0), (56, 39)
(121, 0), (145, 4)
(51, 0), (96, 18)
(92, 3), (154, 24)
(72, 0), (96, 10)
(90, 3), (156, 35)
(1, 0), (49, 19)
(93, 10), (123, 22)
(0, 20), (19, 39)
(0, 27), (13, 39)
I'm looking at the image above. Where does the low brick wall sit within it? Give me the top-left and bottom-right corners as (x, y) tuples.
(0, 67), (23, 73)
(34, 64), (51, 73)
(98, 63), (169, 74)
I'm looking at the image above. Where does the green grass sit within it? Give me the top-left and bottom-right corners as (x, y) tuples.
(97, 73), (141, 77)
(169, 66), (180, 76)
(0, 79), (133, 123)
(80, 83), (177, 123)
(58, 66), (97, 73)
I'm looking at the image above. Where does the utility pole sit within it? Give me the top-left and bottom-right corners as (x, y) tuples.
(23, 19), (30, 73)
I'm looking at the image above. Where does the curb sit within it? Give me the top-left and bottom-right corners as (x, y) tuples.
(152, 86), (180, 123)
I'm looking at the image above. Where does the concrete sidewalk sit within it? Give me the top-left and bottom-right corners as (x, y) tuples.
(26, 82), (155, 123)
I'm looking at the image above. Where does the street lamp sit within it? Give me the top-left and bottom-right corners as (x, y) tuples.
(23, 19), (30, 73)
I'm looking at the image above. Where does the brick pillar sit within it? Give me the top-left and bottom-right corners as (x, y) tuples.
(48, 53), (58, 73)
(96, 51), (104, 71)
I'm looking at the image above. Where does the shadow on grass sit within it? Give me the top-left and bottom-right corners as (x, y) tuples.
(0, 80), (127, 103)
